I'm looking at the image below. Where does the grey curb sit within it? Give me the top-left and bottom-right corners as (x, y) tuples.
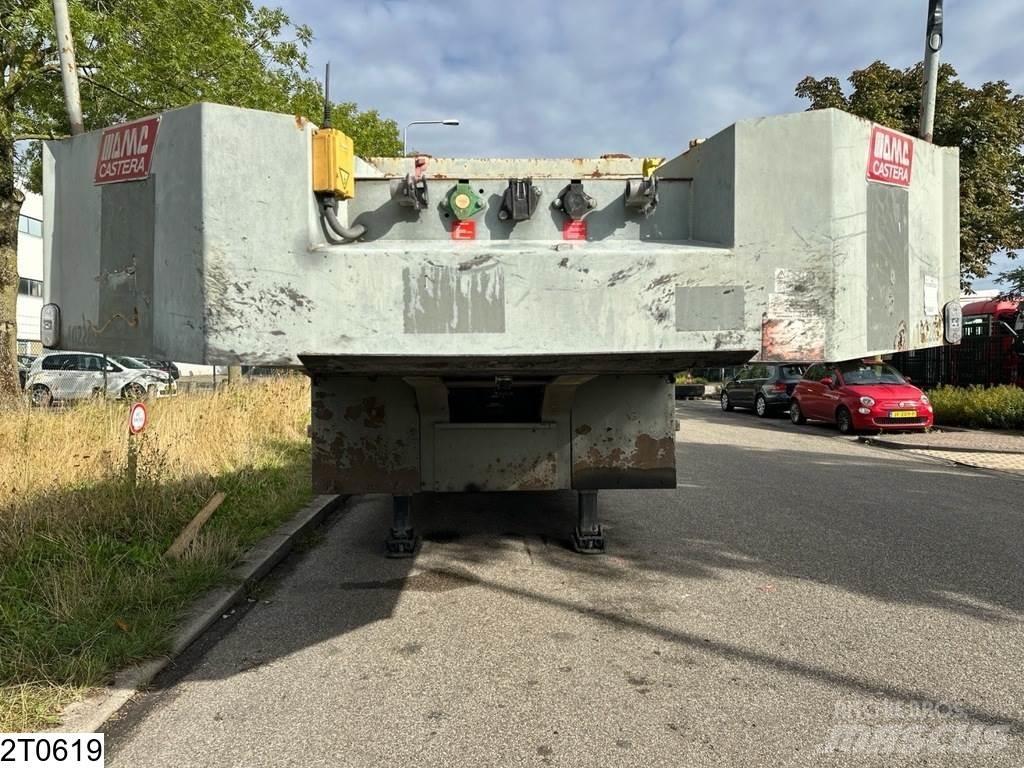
(859, 436), (1024, 455)
(52, 493), (346, 734)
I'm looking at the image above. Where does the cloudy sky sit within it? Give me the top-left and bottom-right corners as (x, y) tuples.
(277, 0), (1022, 285)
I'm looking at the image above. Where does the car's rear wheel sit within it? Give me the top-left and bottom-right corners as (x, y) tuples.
(720, 392), (734, 411)
(30, 384), (53, 408)
(755, 394), (769, 417)
(122, 382), (146, 401)
(836, 407), (855, 435)
(790, 400), (806, 425)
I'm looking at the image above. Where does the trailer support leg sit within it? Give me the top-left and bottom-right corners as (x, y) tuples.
(572, 490), (605, 554)
(385, 494), (418, 558)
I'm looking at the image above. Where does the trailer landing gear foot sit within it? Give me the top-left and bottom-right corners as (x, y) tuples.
(385, 529), (419, 557)
(572, 525), (605, 553)
(385, 495), (419, 558)
(572, 490), (605, 554)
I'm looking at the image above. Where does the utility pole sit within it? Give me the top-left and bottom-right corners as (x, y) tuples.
(918, 0), (943, 142)
(52, 0), (84, 136)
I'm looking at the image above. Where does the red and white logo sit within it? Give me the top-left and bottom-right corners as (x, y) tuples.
(94, 116), (160, 185)
(866, 125), (913, 187)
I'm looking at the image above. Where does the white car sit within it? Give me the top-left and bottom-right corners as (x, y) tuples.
(25, 352), (177, 407)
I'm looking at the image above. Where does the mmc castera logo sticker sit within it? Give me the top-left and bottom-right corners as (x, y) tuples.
(866, 125), (913, 188)
(94, 116), (160, 185)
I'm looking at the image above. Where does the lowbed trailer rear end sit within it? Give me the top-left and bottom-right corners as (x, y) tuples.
(42, 104), (960, 553)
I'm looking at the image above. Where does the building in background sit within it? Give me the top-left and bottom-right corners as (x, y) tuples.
(17, 191), (44, 354)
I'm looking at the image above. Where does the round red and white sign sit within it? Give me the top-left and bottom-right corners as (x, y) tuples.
(129, 402), (148, 435)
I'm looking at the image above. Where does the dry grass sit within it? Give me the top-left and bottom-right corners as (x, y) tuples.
(0, 375), (313, 731)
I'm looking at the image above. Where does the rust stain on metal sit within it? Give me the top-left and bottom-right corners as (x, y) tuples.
(85, 307), (140, 334)
(312, 398), (333, 421)
(572, 433), (675, 490)
(573, 434), (673, 474)
(313, 427), (419, 494)
(761, 317), (824, 361)
(313, 445), (419, 494)
(893, 320), (908, 352)
(915, 315), (943, 346)
(484, 452), (558, 490)
(343, 397), (386, 428)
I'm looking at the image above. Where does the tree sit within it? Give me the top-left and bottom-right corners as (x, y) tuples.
(998, 266), (1024, 299)
(795, 61), (1024, 289)
(0, 0), (401, 404)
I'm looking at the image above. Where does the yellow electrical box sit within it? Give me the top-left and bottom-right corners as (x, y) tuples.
(311, 128), (355, 199)
(642, 157), (664, 178)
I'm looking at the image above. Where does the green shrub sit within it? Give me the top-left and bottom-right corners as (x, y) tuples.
(674, 373), (708, 385)
(928, 385), (1024, 430)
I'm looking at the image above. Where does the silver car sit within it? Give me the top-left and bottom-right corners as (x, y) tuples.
(25, 352), (176, 407)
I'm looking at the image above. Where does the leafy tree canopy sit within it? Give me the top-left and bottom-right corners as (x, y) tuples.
(0, 0), (401, 402)
(998, 266), (1024, 299)
(795, 60), (1024, 287)
(5, 0), (400, 156)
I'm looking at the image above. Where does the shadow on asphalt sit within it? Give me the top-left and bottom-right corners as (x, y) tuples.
(133, 401), (1024, 734)
(419, 565), (1023, 731)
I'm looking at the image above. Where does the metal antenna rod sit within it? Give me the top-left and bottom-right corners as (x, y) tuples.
(322, 61), (332, 128)
(918, 0), (943, 142)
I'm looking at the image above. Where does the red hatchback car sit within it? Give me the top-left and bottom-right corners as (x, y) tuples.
(790, 360), (933, 434)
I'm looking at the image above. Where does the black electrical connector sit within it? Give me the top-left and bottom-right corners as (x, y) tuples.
(554, 180), (595, 220)
(499, 178), (541, 222)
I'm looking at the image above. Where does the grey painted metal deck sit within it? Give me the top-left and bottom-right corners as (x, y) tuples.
(43, 104), (959, 370)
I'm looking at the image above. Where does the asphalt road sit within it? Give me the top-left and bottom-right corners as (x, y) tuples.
(107, 400), (1024, 767)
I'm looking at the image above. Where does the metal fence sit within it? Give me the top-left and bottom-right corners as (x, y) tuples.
(892, 336), (1022, 390)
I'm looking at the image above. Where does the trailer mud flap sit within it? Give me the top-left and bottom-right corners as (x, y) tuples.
(571, 375), (676, 489)
(310, 375), (420, 494)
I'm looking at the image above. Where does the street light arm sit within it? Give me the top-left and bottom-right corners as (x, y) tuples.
(404, 119), (462, 156)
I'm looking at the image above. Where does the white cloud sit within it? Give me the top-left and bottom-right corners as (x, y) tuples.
(278, 0), (1023, 158)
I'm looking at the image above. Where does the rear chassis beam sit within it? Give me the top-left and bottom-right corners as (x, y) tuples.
(305, 365), (677, 555)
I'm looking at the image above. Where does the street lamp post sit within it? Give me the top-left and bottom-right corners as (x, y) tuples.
(404, 119), (460, 156)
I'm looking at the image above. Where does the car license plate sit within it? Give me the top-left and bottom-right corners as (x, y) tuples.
(889, 409), (917, 418)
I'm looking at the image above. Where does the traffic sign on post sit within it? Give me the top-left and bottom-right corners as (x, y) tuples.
(129, 402), (148, 435)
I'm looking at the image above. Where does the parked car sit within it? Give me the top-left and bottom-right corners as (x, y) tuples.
(25, 352), (176, 407)
(17, 354), (35, 390)
(242, 365), (287, 377)
(720, 362), (809, 417)
(789, 360), (933, 434)
(137, 357), (180, 380)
